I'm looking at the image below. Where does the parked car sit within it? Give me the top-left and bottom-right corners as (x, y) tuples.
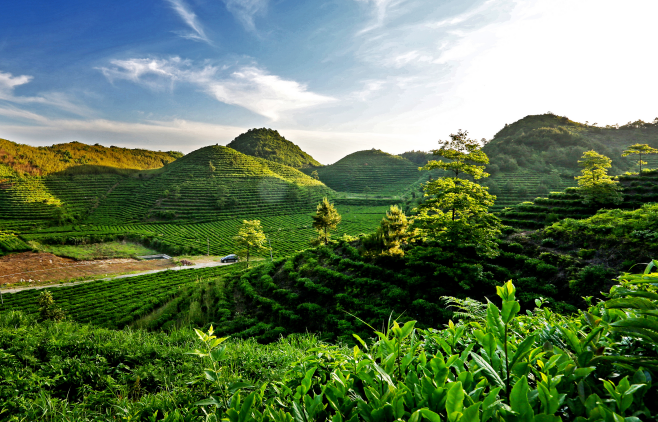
(220, 254), (239, 263)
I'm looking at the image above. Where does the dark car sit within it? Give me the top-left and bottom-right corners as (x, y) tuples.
(220, 254), (239, 263)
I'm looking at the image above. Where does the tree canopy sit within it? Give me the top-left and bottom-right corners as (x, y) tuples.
(312, 198), (341, 245)
(424, 130), (489, 179)
(575, 150), (622, 205)
(414, 131), (501, 258)
(234, 220), (268, 267)
(622, 143), (658, 174)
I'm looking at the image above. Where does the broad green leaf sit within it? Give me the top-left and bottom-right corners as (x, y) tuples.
(471, 353), (505, 388)
(605, 298), (658, 310)
(420, 409), (443, 422)
(502, 301), (521, 324)
(461, 403), (481, 422)
(510, 335), (537, 369)
(510, 376), (533, 422)
(446, 381), (464, 415)
(400, 320), (417, 339)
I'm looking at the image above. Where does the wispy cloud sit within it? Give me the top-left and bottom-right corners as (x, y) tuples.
(222, 0), (268, 33)
(165, 0), (211, 43)
(0, 70), (90, 116)
(98, 57), (335, 121)
(355, 0), (404, 34)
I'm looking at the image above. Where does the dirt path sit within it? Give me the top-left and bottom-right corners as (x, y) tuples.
(1, 260), (235, 294)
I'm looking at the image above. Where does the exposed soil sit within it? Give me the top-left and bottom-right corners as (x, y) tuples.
(0, 251), (173, 286)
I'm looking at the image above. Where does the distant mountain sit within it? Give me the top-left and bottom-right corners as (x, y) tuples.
(306, 149), (421, 195)
(0, 138), (182, 177)
(227, 128), (321, 169)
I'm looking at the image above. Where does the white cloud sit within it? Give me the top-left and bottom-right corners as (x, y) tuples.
(355, 0), (405, 34)
(0, 70), (90, 116)
(165, 0), (211, 43)
(0, 71), (33, 96)
(99, 57), (335, 121)
(222, 0), (268, 32)
(206, 67), (336, 120)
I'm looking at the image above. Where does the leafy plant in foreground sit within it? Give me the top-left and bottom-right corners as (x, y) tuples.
(190, 265), (658, 422)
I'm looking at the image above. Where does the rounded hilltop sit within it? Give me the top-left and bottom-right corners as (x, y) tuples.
(227, 128), (321, 169)
(307, 148), (421, 194)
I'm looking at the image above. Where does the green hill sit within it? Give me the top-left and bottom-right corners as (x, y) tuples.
(88, 145), (332, 225)
(227, 128), (321, 169)
(0, 138), (182, 177)
(0, 145), (333, 229)
(306, 149), (422, 195)
(483, 113), (658, 210)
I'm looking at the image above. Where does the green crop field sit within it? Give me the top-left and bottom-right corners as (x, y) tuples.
(21, 205), (390, 258)
(498, 170), (658, 229)
(0, 264), (242, 329)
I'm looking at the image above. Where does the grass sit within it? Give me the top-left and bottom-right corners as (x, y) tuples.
(32, 241), (159, 260)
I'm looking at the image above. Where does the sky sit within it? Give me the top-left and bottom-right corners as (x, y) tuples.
(1, 0), (657, 164)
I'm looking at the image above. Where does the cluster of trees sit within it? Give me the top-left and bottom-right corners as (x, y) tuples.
(574, 143), (658, 204)
(0, 139), (182, 176)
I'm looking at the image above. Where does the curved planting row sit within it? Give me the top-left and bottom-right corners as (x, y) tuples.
(0, 265), (240, 329)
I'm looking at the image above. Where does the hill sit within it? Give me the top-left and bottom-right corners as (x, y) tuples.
(482, 113), (658, 210)
(0, 138), (182, 177)
(305, 149), (422, 195)
(0, 145), (333, 230)
(227, 128), (321, 169)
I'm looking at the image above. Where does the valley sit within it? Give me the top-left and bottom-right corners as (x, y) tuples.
(2, 114), (658, 420)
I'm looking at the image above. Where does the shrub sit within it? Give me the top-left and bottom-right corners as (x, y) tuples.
(569, 264), (613, 297)
(577, 248), (596, 259)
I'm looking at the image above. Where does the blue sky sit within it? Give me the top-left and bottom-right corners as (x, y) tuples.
(1, 0), (657, 163)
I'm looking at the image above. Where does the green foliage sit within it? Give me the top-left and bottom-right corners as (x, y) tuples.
(622, 143), (658, 173)
(415, 135), (501, 258)
(189, 272), (658, 422)
(575, 150), (622, 205)
(0, 138), (181, 176)
(569, 264), (613, 297)
(312, 198), (341, 245)
(424, 130), (489, 179)
(37, 290), (65, 322)
(235, 220), (268, 267)
(227, 128), (322, 169)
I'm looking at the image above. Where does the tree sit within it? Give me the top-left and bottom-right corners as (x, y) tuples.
(234, 220), (267, 267)
(575, 150), (622, 205)
(424, 130), (489, 179)
(378, 205), (410, 256)
(413, 131), (502, 258)
(310, 170), (319, 180)
(312, 197), (341, 245)
(38, 290), (65, 322)
(622, 143), (658, 174)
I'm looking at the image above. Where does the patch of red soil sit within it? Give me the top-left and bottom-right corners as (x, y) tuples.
(0, 252), (173, 286)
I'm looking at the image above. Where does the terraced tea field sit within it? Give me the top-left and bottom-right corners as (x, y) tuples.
(0, 264), (241, 329)
(21, 205), (390, 258)
(499, 171), (658, 228)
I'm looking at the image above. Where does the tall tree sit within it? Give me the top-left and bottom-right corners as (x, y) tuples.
(575, 150), (622, 205)
(312, 197), (341, 245)
(234, 220), (267, 267)
(425, 129), (489, 179)
(413, 131), (501, 258)
(622, 143), (658, 174)
(378, 205), (410, 256)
